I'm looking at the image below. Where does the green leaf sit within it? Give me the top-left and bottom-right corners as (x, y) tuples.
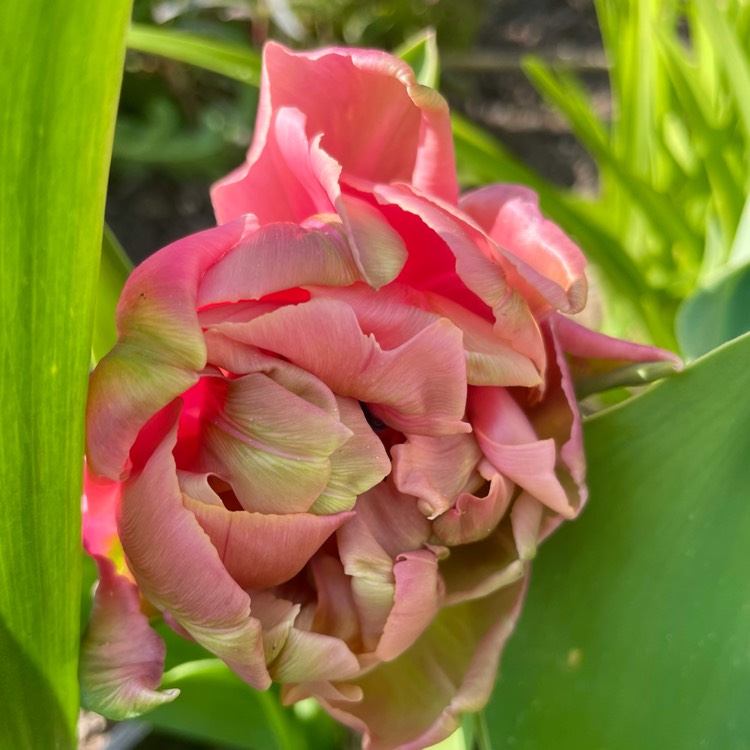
(93, 225), (132, 365)
(395, 28), (441, 88)
(485, 331), (750, 749)
(145, 657), (343, 750)
(675, 262), (750, 360)
(0, 2), (132, 748)
(127, 23), (262, 85)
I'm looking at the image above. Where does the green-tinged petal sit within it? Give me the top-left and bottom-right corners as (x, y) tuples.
(87, 218), (249, 480)
(315, 581), (527, 750)
(310, 397), (391, 515)
(196, 218), (360, 307)
(214, 298), (470, 436)
(118, 404), (270, 689)
(192, 371), (352, 513)
(80, 557), (178, 720)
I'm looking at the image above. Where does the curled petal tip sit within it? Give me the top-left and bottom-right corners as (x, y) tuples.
(80, 557), (178, 720)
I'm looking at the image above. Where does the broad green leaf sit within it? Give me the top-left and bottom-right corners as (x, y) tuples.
(675, 263), (750, 360)
(92, 225), (132, 365)
(145, 657), (343, 750)
(0, 2), (132, 748)
(127, 23), (262, 85)
(485, 332), (750, 749)
(395, 28), (441, 88)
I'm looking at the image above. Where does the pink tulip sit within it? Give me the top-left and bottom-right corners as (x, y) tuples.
(81, 43), (679, 749)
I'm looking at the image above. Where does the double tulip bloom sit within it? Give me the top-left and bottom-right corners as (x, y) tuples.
(82, 44), (677, 749)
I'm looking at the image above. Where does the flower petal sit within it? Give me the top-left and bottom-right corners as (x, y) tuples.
(184, 371), (352, 514)
(184, 496), (353, 590)
(87, 218), (250, 481)
(469, 386), (574, 518)
(118, 404), (270, 689)
(313, 580), (527, 750)
(79, 556), (178, 720)
(82, 465), (121, 558)
(376, 549), (442, 662)
(370, 182), (547, 373)
(460, 184), (588, 314)
(432, 474), (513, 546)
(212, 42), (458, 219)
(391, 433), (483, 518)
(214, 298), (470, 436)
(196, 219), (360, 308)
(309, 396), (391, 515)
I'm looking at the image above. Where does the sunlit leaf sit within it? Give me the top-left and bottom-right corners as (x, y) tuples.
(127, 23), (262, 85)
(395, 28), (441, 88)
(0, 2), (132, 748)
(485, 332), (750, 749)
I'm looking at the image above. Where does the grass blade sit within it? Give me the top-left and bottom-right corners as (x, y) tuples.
(0, 2), (132, 747)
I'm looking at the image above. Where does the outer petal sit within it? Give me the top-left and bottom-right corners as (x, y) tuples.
(460, 184), (588, 314)
(80, 556), (178, 720)
(312, 580), (527, 750)
(87, 218), (250, 481)
(118, 404), (270, 689)
(211, 42), (457, 221)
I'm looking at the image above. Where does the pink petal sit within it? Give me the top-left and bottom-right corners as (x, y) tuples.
(460, 184), (588, 314)
(118, 404), (270, 689)
(510, 491), (545, 561)
(432, 474), (513, 546)
(469, 386), (574, 517)
(310, 553), (361, 645)
(82, 464), (121, 558)
(80, 556), (178, 720)
(213, 298), (470, 437)
(315, 580), (527, 750)
(391, 433), (483, 518)
(376, 549), (442, 662)
(184, 495), (353, 590)
(551, 312), (683, 368)
(338, 192), (408, 288)
(313, 282), (541, 388)
(211, 106), (338, 225)
(182, 370), (352, 513)
(87, 218), (250, 481)
(196, 218), (360, 308)
(371, 182), (547, 373)
(212, 42), (457, 221)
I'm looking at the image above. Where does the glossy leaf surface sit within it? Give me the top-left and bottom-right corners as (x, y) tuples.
(486, 332), (750, 749)
(0, 2), (132, 747)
